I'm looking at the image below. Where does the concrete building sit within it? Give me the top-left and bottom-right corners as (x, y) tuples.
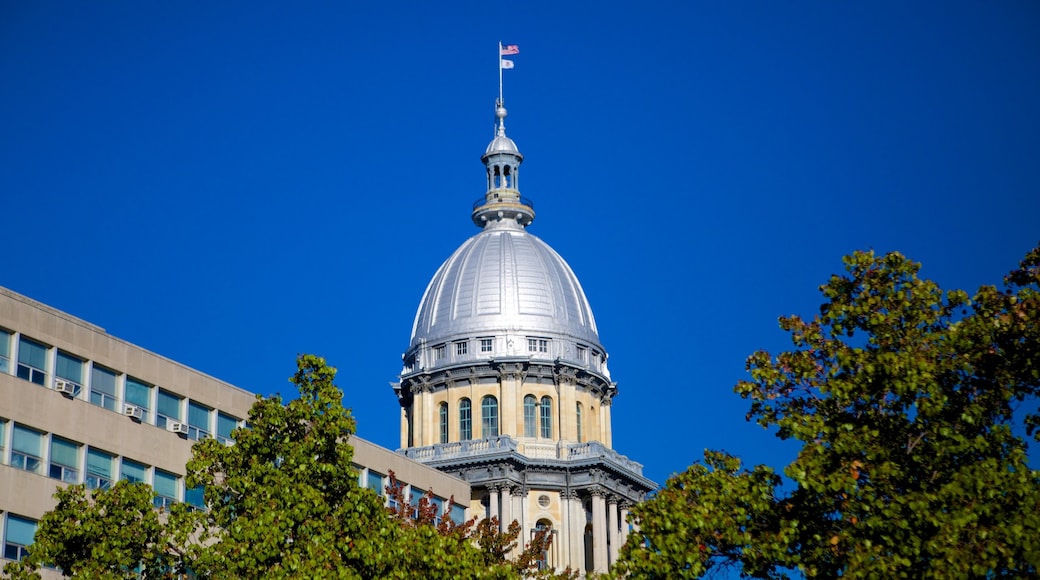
(0, 287), (470, 571)
(393, 102), (655, 574)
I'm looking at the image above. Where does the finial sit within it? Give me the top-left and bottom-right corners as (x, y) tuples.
(495, 102), (508, 136)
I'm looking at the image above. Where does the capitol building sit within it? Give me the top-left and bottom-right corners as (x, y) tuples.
(0, 97), (654, 576)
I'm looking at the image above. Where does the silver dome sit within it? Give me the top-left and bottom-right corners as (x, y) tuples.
(484, 134), (520, 156)
(409, 224), (601, 350)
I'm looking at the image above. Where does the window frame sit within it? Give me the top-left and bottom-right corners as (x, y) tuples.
(48, 436), (81, 483)
(16, 336), (48, 386)
(438, 402), (448, 444)
(89, 364), (119, 412)
(481, 395), (499, 438)
(86, 447), (115, 490)
(540, 396), (553, 439)
(523, 395), (537, 438)
(459, 398), (472, 441)
(480, 338), (494, 353)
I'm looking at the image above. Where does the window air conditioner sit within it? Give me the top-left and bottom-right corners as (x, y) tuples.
(123, 404), (144, 420)
(167, 421), (189, 435)
(54, 379), (75, 396)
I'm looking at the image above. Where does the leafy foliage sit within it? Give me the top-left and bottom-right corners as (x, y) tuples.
(384, 471), (577, 579)
(3, 481), (184, 579)
(616, 246), (1040, 578)
(3, 355), (550, 579)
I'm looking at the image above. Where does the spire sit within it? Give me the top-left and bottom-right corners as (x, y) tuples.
(472, 100), (535, 229)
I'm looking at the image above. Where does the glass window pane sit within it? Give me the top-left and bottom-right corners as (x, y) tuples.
(0, 419), (6, 450)
(188, 402), (210, 428)
(185, 486), (205, 508)
(50, 437), (79, 467)
(91, 366), (117, 395)
(157, 390), (182, 420)
(17, 337), (47, 369)
(4, 515), (37, 546)
(153, 470), (178, 498)
(55, 351), (83, 384)
(12, 425), (42, 455)
(524, 395), (536, 437)
(217, 413), (238, 440)
(120, 458), (147, 483)
(125, 378), (151, 409)
(459, 399), (472, 441)
(367, 471), (384, 494)
(540, 397), (552, 438)
(450, 503), (466, 525)
(87, 448), (114, 478)
(482, 395), (498, 438)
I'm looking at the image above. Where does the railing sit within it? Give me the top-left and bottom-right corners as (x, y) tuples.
(472, 196), (535, 211)
(401, 437), (644, 475)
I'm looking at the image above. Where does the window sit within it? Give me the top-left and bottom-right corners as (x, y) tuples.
(455, 341), (468, 356)
(434, 344), (446, 361)
(153, 469), (179, 509)
(576, 345), (588, 363)
(459, 399), (472, 441)
(0, 419), (6, 456)
(187, 401), (212, 441)
(439, 403), (448, 444)
(185, 486), (205, 510)
(0, 330), (10, 374)
(49, 437), (81, 483)
(576, 403), (584, 443)
(540, 397), (553, 439)
(450, 503), (466, 525)
(120, 458), (147, 484)
(216, 412), (239, 445)
(156, 389), (183, 430)
(55, 350), (84, 396)
(16, 337), (47, 386)
(86, 448), (114, 490)
(11, 425), (43, 474)
(367, 471), (385, 495)
(125, 377), (153, 424)
(3, 514), (37, 562)
(527, 337), (548, 353)
(90, 365), (118, 411)
(481, 395), (499, 438)
(480, 338), (493, 353)
(524, 395), (537, 437)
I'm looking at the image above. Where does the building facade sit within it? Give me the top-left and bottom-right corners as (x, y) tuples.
(0, 287), (470, 573)
(394, 102), (655, 574)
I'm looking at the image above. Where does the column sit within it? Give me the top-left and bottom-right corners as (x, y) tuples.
(620, 503), (631, 547)
(591, 490), (608, 573)
(489, 486), (500, 525)
(608, 496), (619, 565)
(499, 485), (512, 533)
(560, 490), (579, 573)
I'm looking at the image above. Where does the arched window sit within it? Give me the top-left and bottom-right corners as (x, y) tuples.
(459, 398), (472, 441)
(439, 402), (448, 444)
(576, 402), (584, 443)
(534, 519), (553, 570)
(540, 396), (553, 438)
(481, 395), (499, 438)
(524, 395), (537, 437)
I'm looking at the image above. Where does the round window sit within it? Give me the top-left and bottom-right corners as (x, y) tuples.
(538, 494), (551, 508)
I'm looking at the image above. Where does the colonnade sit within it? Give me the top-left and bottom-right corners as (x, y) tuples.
(484, 484), (633, 575)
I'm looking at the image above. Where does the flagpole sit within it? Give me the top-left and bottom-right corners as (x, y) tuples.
(498, 41), (504, 108)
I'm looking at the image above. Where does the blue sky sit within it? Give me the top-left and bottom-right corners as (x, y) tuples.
(1, 2), (1038, 489)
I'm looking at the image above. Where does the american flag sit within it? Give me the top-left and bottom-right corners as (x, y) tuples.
(500, 44), (519, 56)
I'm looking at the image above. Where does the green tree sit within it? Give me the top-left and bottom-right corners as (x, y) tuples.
(5, 355), (520, 579)
(3, 481), (184, 579)
(616, 246), (1040, 579)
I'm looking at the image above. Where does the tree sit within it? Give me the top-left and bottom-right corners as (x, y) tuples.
(5, 355), (520, 579)
(3, 481), (183, 579)
(384, 471), (577, 579)
(615, 246), (1040, 579)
